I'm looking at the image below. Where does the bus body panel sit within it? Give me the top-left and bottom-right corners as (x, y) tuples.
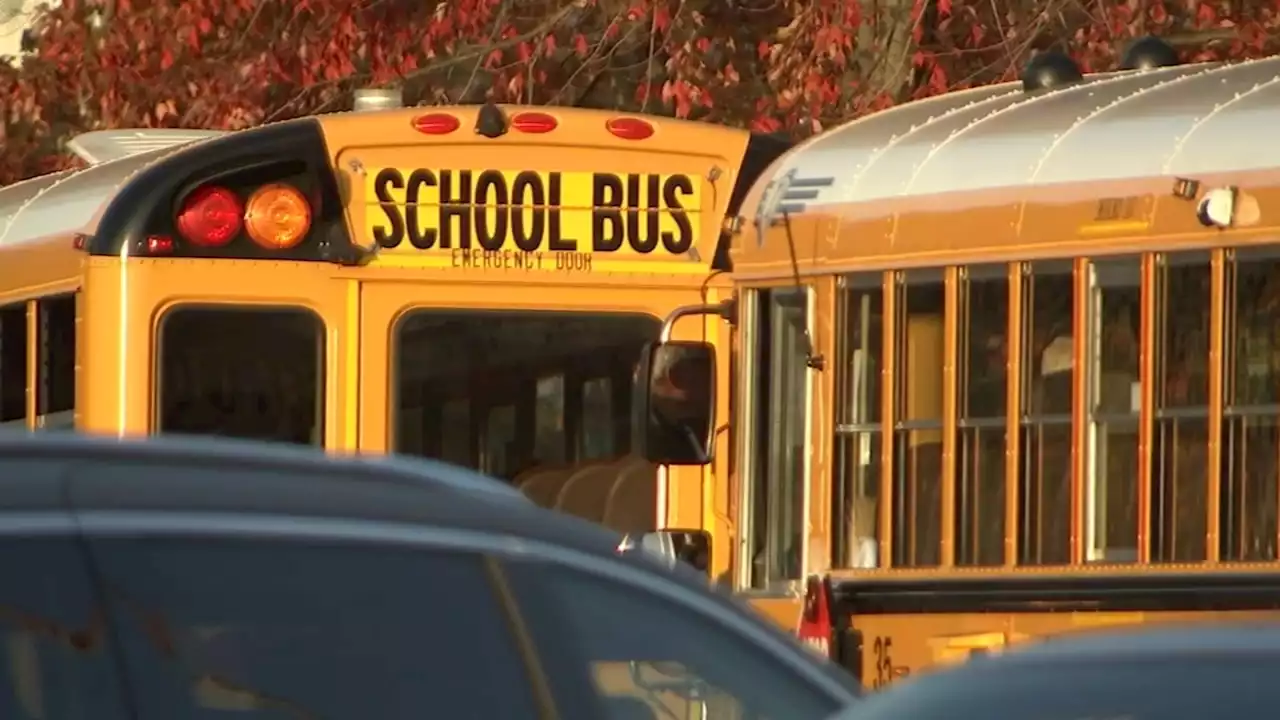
(826, 571), (1280, 687)
(721, 55), (1280, 686)
(0, 106), (792, 590)
(315, 106), (754, 280)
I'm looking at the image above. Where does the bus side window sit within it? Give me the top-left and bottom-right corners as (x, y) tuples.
(1019, 261), (1073, 565)
(440, 398), (472, 468)
(0, 303), (27, 428)
(892, 269), (945, 568)
(36, 295), (75, 431)
(832, 273), (883, 570)
(579, 377), (614, 460)
(534, 374), (566, 466)
(484, 404), (517, 477)
(956, 265), (1009, 567)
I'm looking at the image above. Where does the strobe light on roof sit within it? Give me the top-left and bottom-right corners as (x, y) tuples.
(475, 102), (509, 138)
(1196, 186), (1262, 230)
(1120, 36), (1180, 71)
(1021, 50), (1083, 93)
(353, 87), (403, 112)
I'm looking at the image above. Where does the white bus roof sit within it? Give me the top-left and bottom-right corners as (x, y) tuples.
(0, 129), (227, 247)
(754, 56), (1280, 220)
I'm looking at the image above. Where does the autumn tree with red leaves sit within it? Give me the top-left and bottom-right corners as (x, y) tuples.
(2, 0), (1279, 184)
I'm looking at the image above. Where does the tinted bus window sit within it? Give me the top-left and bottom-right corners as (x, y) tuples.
(90, 537), (537, 719)
(35, 295), (76, 431)
(392, 311), (657, 481)
(0, 303), (26, 427)
(157, 307), (324, 445)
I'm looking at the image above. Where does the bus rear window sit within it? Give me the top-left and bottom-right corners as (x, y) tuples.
(157, 307), (324, 445)
(393, 310), (657, 480)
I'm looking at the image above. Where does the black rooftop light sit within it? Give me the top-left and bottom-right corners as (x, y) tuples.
(1120, 35), (1180, 71)
(1022, 50), (1084, 93)
(475, 102), (508, 138)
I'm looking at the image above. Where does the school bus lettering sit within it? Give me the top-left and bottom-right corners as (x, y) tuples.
(591, 173), (695, 254)
(367, 168), (699, 270)
(373, 169), (581, 252)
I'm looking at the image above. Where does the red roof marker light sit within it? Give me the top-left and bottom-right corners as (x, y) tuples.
(411, 113), (461, 135)
(510, 112), (558, 134)
(606, 116), (655, 140)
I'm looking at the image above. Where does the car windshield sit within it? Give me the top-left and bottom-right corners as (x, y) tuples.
(89, 537), (539, 718)
(835, 655), (1280, 720)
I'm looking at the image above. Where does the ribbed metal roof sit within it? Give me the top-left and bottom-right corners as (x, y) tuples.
(0, 130), (226, 246)
(66, 129), (225, 165)
(756, 56), (1280, 219)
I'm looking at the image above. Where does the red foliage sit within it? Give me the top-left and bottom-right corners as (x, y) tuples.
(2, 0), (1279, 184)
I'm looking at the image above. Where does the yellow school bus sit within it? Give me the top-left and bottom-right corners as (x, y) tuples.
(632, 51), (1280, 686)
(0, 103), (788, 571)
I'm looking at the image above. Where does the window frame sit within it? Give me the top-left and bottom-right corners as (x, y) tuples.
(954, 263), (1010, 567)
(0, 301), (29, 428)
(889, 268), (948, 568)
(1150, 251), (1212, 563)
(388, 308), (660, 474)
(0, 294), (79, 432)
(736, 285), (816, 592)
(35, 293), (77, 431)
(152, 302), (328, 444)
(832, 272), (885, 569)
(1082, 256), (1144, 564)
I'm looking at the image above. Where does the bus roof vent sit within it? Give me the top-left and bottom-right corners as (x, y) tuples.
(66, 129), (228, 166)
(354, 87), (403, 112)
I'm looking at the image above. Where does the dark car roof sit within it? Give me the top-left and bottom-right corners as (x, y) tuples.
(0, 432), (848, 687)
(0, 432), (609, 551)
(1001, 621), (1280, 661)
(828, 621), (1280, 720)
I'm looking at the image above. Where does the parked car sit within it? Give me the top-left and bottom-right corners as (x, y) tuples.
(826, 621), (1280, 720)
(0, 432), (859, 720)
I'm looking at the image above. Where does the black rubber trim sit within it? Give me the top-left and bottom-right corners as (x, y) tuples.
(88, 118), (355, 262)
(712, 133), (792, 272)
(832, 572), (1280, 615)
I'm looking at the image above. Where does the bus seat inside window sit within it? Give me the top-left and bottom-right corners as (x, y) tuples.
(392, 311), (658, 530)
(157, 307), (325, 446)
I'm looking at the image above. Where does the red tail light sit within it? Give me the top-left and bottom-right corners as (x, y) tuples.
(176, 186), (242, 247)
(606, 116), (655, 140)
(796, 575), (832, 659)
(411, 113), (461, 135)
(510, 111), (557, 134)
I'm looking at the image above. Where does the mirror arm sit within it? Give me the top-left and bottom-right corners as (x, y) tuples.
(658, 299), (736, 342)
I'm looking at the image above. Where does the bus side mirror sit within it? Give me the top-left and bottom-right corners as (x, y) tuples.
(633, 341), (715, 466)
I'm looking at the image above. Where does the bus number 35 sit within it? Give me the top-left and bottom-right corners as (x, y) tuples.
(870, 636), (908, 689)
